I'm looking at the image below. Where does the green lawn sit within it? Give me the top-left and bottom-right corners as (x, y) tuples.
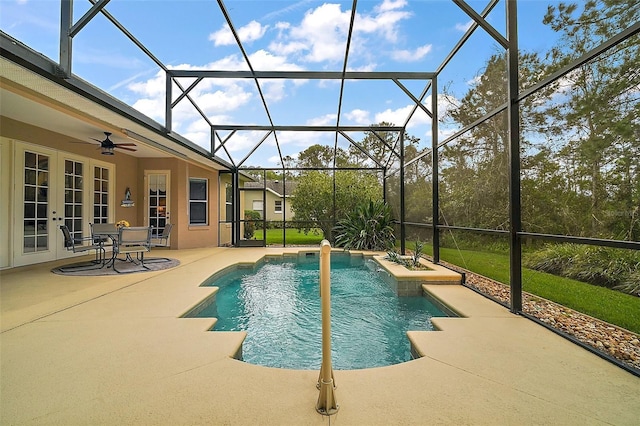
(424, 246), (640, 334)
(264, 228), (324, 245)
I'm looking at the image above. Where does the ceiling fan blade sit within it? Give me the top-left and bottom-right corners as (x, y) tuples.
(89, 138), (103, 143)
(114, 143), (137, 147)
(116, 146), (137, 152)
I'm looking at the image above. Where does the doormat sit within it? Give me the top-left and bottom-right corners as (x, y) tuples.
(52, 257), (180, 276)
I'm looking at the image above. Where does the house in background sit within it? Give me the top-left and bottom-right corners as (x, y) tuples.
(243, 180), (296, 225)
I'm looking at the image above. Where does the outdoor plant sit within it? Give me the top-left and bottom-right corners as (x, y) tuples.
(333, 199), (395, 251)
(411, 240), (425, 268)
(524, 243), (640, 295)
(385, 241), (429, 270)
(385, 250), (407, 267)
(243, 210), (261, 239)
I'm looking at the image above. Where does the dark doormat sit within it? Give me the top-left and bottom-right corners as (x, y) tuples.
(52, 258), (180, 276)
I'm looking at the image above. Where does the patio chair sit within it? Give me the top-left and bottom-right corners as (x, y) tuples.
(90, 222), (117, 248)
(59, 225), (106, 268)
(113, 226), (152, 273)
(151, 224), (173, 248)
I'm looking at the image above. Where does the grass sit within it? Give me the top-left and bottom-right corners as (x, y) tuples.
(423, 245), (640, 334)
(263, 228), (324, 245)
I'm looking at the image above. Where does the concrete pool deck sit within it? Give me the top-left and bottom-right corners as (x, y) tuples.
(1, 247), (639, 425)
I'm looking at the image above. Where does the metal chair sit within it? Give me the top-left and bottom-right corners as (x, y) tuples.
(59, 225), (106, 268)
(113, 226), (152, 273)
(151, 224), (173, 248)
(90, 223), (117, 245)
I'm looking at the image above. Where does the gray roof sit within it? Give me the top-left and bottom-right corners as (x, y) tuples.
(244, 180), (297, 197)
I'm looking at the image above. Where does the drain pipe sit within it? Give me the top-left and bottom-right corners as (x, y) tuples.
(316, 239), (338, 415)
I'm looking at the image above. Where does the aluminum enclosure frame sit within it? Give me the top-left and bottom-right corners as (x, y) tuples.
(2, 0), (637, 321)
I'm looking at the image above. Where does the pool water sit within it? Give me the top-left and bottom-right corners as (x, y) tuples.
(193, 255), (450, 370)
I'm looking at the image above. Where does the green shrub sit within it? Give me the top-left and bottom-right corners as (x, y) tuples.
(243, 210), (261, 239)
(615, 270), (640, 297)
(524, 243), (640, 295)
(334, 200), (395, 251)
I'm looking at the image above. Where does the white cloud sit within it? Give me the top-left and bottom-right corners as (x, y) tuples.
(345, 109), (370, 124)
(347, 63), (377, 72)
(375, 104), (429, 128)
(128, 70), (165, 100)
(260, 0), (317, 22)
(391, 43), (432, 62)
(195, 87), (254, 115)
(209, 20), (268, 46)
(249, 49), (305, 71)
(371, 94), (457, 129)
(269, 1), (412, 64)
(267, 155), (283, 166)
(466, 75), (482, 86)
(239, 21), (269, 43)
(289, 3), (351, 62)
(431, 94), (460, 116)
(131, 97), (165, 122)
(306, 113), (337, 126)
(375, 0), (408, 13)
(455, 20), (473, 32)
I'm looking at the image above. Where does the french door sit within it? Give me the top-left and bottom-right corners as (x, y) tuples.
(12, 142), (114, 266)
(145, 171), (171, 239)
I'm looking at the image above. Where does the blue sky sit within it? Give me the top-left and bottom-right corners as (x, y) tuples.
(1, 0), (560, 167)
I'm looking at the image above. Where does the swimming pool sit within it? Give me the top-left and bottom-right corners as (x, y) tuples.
(189, 253), (452, 370)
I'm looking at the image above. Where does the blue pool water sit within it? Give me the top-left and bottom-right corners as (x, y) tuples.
(192, 255), (450, 370)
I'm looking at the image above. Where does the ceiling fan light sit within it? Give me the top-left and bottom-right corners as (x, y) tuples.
(102, 146), (115, 155)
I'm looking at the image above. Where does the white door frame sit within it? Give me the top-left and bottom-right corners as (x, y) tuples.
(11, 141), (115, 267)
(144, 170), (171, 239)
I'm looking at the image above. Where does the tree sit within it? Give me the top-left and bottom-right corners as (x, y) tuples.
(348, 121), (420, 168)
(542, 0), (640, 239)
(440, 51), (553, 231)
(290, 170), (382, 241)
(296, 144), (349, 169)
(243, 168), (284, 182)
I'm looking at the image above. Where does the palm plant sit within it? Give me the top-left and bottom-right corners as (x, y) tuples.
(333, 200), (395, 251)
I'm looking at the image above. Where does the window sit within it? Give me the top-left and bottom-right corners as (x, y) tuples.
(93, 166), (110, 224)
(274, 200), (282, 213)
(225, 184), (233, 222)
(189, 178), (208, 225)
(252, 200), (263, 218)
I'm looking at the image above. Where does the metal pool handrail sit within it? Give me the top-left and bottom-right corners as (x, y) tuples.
(316, 239), (338, 416)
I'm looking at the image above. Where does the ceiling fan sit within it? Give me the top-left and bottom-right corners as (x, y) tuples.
(85, 132), (137, 155)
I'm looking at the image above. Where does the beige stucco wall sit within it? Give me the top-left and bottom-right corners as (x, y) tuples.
(137, 158), (219, 250)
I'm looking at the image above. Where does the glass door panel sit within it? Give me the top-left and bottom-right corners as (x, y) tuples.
(22, 151), (50, 253)
(146, 171), (170, 238)
(63, 159), (84, 241)
(93, 166), (110, 223)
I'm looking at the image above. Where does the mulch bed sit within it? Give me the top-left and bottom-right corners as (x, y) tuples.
(433, 258), (640, 374)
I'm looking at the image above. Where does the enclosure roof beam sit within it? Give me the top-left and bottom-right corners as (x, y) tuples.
(167, 70), (435, 80)
(211, 125), (404, 132)
(452, 0), (508, 49)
